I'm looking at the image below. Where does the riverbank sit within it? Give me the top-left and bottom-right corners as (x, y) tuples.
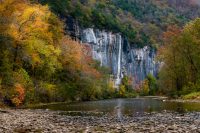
(142, 96), (200, 103)
(0, 109), (199, 133)
(167, 99), (200, 103)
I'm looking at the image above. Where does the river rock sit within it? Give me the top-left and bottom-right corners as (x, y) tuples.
(0, 109), (199, 132)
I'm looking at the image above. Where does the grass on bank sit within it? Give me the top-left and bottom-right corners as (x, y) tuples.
(182, 92), (200, 100)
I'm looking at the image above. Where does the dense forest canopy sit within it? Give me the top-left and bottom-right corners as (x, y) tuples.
(0, 0), (119, 106)
(1, 0), (200, 106)
(37, 0), (200, 48)
(34, 0), (200, 98)
(158, 19), (200, 98)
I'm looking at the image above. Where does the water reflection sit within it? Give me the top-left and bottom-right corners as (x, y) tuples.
(176, 102), (185, 113)
(116, 99), (122, 119)
(32, 98), (200, 116)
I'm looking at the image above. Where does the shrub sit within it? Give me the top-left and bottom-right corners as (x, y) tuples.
(35, 82), (58, 103)
(140, 80), (150, 96)
(182, 92), (200, 100)
(118, 84), (126, 97)
(181, 82), (200, 95)
(147, 74), (158, 95)
(11, 84), (25, 107)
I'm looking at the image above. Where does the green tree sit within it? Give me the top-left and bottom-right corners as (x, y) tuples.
(119, 84), (126, 97)
(147, 74), (157, 95)
(141, 80), (149, 96)
(158, 19), (200, 97)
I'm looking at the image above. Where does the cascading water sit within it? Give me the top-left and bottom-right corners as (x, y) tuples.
(115, 34), (122, 87)
(98, 38), (103, 67)
(81, 28), (159, 88)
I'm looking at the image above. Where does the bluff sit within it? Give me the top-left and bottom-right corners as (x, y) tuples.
(65, 17), (159, 86)
(36, 0), (200, 86)
(81, 28), (159, 86)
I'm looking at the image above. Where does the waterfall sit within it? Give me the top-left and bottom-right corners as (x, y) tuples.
(81, 28), (159, 87)
(115, 35), (122, 87)
(99, 40), (103, 66)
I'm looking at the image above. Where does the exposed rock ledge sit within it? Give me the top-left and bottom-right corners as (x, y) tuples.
(0, 109), (199, 133)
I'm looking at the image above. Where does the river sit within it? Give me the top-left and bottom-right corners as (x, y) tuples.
(32, 97), (200, 117)
(2, 97), (200, 132)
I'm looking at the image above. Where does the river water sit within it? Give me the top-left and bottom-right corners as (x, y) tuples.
(33, 97), (200, 117)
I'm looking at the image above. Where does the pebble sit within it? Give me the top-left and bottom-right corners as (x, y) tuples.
(0, 109), (199, 132)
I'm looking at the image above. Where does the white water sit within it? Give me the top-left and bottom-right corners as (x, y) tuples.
(115, 35), (122, 87)
(81, 28), (158, 86)
(99, 39), (103, 66)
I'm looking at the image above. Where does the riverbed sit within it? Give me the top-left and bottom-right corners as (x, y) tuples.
(0, 109), (200, 132)
(1, 98), (200, 132)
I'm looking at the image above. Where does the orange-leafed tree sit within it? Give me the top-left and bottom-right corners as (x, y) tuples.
(11, 83), (25, 107)
(60, 37), (101, 79)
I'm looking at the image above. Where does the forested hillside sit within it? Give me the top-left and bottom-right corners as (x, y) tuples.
(33, 0), (200, 99)
(37, 0), (200, 48)
(1, 0), (200, 107)
(0, 0), (117, 106)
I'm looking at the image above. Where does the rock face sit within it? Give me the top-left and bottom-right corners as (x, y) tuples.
(65, 17), (159, 86)
(80, 28), (159, 86)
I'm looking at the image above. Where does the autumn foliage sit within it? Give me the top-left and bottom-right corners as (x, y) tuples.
(0, 0), (112, 106)
(11, 84), (25, 107)
(158, 19), (200, 97)
(61, 37), (101, 79)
